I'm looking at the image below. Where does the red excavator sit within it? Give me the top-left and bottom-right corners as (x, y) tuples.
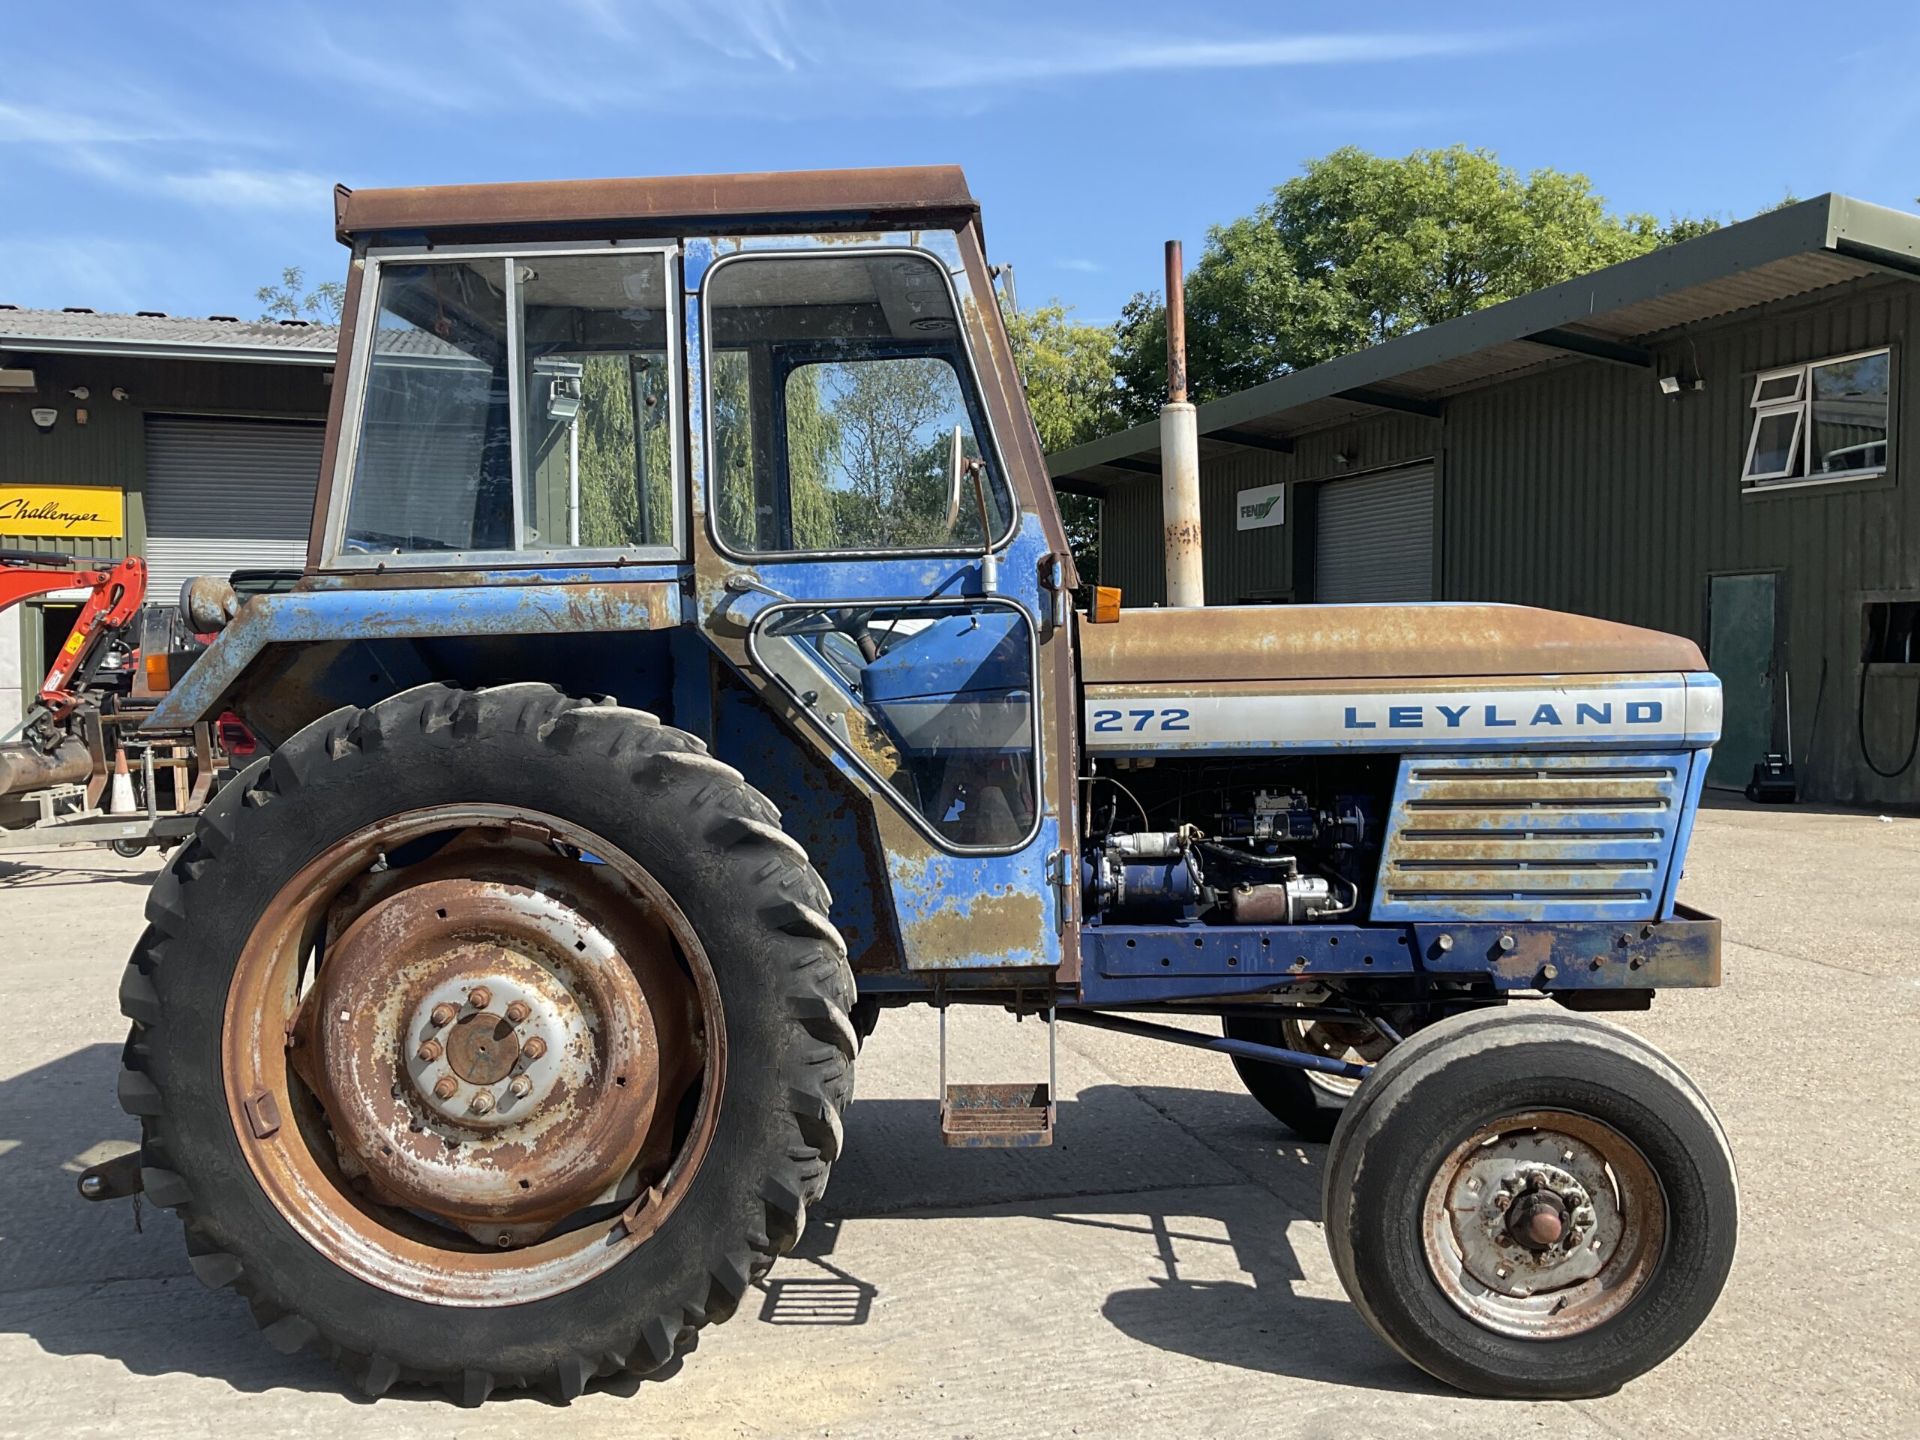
(0, 548), (185, 851)
(0, 548), (147, 786)
(2, 547), (241, 855)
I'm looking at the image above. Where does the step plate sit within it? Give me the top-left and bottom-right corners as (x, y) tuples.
(940, 1083), (1054, 1148)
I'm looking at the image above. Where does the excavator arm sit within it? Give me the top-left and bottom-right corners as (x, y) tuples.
(0, 548), (148, 726)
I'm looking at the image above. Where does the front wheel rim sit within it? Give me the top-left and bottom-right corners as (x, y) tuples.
(1420, 1108), (1667, 1340)
(221, 804), (726, 1307)
(1283, 1016), (1385, 1100)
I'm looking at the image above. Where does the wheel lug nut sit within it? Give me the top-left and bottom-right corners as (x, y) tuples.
(417, 1039), (444, 1063)
(432, 1075), (459, 1101)
(429, 1002), (457, 1028)
(509, 1075), (533, 1099)
(1492, 1191), (1511, 1211)
(470, 1090), (496, 1115)
(522, 1036), (547, 1061)
(505, 1000), (531, 1024)
(469, 986), (493, 1010)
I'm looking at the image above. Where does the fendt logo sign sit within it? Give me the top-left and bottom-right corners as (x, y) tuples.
(1235, 481), (1285, 531)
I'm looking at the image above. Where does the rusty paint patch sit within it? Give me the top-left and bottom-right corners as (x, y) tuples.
(1079, 604), (1708, 686)
(900, 889), (1048, 968)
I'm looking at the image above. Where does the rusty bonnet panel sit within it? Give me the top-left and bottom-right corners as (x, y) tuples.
(1078, 603), (1708, 686)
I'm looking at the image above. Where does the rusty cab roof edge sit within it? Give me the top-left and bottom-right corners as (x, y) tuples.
(332, 166), (979, 246)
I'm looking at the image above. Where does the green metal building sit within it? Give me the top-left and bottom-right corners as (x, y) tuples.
(0, 308), (334, 732)
(1049, 194), (1920, 807)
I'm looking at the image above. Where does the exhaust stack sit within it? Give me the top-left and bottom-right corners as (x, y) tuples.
(1160, 240), (1204, 607)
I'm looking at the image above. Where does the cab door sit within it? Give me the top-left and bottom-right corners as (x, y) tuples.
(683, 233), (1078, 975)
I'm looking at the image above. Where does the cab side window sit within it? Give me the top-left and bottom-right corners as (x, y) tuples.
(341, 250), (675, 560)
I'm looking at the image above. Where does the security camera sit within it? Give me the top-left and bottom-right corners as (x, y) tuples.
(69, 385), (90, 400)
(111, 386), (129, 402)
(29, 407), (57, 431)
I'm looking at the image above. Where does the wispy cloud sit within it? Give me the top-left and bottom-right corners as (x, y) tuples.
(1056, 258), (1104, 273)
(157, 168), (331, 212)
(248, 5), (1528, 121)
(0, 99), (173, 148)
(0, 235), (168, 312)
(926, 30), (1527, 88)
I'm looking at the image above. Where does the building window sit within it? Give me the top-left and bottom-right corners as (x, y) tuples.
(1743, 348), (1890, 489)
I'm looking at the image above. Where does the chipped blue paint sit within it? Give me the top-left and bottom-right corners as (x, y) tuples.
(1661, 747), (1713, 918)
(885, 823), (1062, 971)
(146, 582), (674, 731)
(303, 564), (684, 592)
(1072, 909), (1717, 1004)
(1371, 749), (1692, 924)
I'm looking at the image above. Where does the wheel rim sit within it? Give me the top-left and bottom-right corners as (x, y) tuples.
(1420, 1109), (1667, 1340)
(1282, 1016), (1386, 1100)
(221, 804), (725, 1307)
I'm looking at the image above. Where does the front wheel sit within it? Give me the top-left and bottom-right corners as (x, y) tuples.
(117, 684), (856, 1402)
(1223, 1014), (1385, 1141)
(1322, 1009), (1737, 1398)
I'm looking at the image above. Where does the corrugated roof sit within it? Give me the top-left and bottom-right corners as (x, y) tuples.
(0, 307), (339, 365)
(1050, 193), (1920, 489)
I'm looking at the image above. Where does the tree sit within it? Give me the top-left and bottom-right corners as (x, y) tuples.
(1111, 146), (1713, 419)
(257, 265), (346, 323)
(1000, 300), (1119, 588)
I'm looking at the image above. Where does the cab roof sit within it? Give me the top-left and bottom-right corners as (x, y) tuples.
(333, 166), (979, 246)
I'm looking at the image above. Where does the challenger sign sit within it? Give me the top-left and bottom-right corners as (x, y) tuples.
(0, 484), (123, 538)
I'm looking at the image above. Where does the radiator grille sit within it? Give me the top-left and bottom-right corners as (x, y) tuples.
(1371, 752), (1688, 922)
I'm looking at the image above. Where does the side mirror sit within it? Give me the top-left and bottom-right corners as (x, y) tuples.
(944, 424), (965, 534)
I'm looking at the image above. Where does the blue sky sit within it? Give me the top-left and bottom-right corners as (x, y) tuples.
(4, 1), (1918, 326)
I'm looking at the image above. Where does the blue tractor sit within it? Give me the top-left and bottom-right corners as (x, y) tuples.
(109, 168), (1736, 1403)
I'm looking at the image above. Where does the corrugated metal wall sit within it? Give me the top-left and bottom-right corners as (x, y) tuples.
(1, 351), (330, 706)
(1101, 412), (1437, 607)
(1092, 274), (1918, 805)
(1445, 276), (1917, 806)
(0, 352), (328, 559)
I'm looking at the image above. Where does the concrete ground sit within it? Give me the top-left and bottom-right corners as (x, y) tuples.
(0, 797), (1914, 1439)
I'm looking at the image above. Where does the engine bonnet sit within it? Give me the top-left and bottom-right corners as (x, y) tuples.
(1078, 604), (1707, 686)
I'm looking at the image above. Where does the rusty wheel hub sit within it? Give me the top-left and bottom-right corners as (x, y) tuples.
(309, 876), (662, 1241)
(224, 807), (722, 1305)
(1421, 1110), (1665, 1340)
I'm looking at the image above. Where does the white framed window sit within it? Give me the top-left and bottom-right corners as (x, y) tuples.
(1743, 347), (1891, 489)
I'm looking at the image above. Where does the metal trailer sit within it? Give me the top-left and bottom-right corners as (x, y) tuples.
(90, 167), (1738, 1406)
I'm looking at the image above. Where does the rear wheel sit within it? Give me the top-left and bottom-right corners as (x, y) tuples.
(1322, 1009), (1737, 1398)
(117, 684), (855, 1402)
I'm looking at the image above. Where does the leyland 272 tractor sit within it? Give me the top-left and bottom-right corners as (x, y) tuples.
(104, 167), (1737, 1404)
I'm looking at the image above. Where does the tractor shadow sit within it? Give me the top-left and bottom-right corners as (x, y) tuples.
(0, 1046), (1433, 1400)
(824, 1088), (1441, 1396)
(0, 855), (156, 887)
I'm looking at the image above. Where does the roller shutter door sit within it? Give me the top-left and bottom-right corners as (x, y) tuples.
(1313, 464), (1435, 603)
(143, 416), (324, 600)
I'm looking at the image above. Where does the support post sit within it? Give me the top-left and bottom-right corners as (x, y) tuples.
(1159, 240), (1204, 608)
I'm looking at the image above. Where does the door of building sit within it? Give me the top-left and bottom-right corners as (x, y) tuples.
(144, 416), (324, 601)
(1707, 572), (1778, 788)
(1313, 463), (1435, 602)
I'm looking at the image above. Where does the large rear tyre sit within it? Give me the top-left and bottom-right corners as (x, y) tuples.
(117, 684), (856, 1402)
(1322, 1009), (1737, 1398)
